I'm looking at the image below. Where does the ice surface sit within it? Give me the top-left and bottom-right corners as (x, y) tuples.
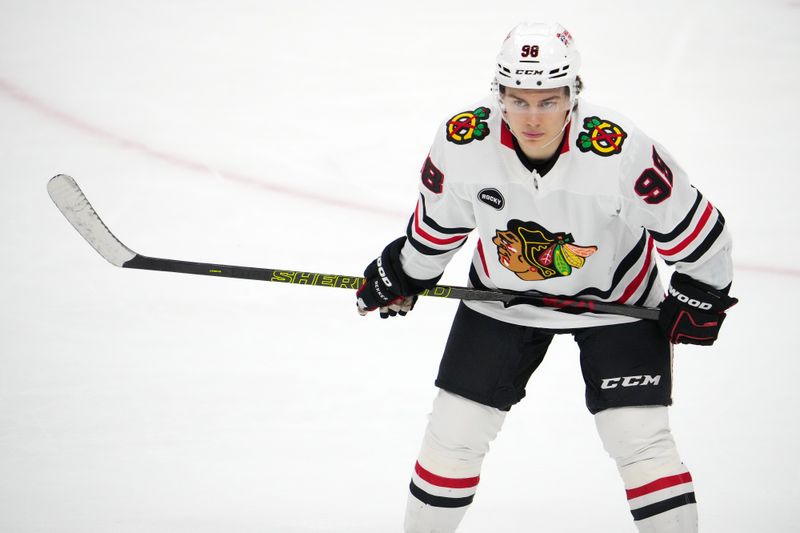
(1, 1), (798, 531)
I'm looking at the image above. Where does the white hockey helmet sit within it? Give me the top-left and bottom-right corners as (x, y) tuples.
(494, 22), (581, 102)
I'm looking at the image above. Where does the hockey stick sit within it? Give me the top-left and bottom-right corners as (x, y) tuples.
(46, 174), (660, 321)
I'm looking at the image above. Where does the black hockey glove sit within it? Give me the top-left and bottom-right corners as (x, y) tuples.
(658, 272), (738, 346)
(356, 237), (440, 319)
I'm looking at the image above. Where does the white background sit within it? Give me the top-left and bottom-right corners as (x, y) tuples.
(1, 1), (798, 531)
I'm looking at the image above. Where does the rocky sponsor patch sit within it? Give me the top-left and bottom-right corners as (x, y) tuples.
(478, 188), (505, 210)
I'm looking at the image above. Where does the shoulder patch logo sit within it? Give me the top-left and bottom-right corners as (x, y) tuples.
(446, 107), (491, 145)
(577, 116), (627, 157)
(493, 220), (598, 281)
(478, 188), (505, 210)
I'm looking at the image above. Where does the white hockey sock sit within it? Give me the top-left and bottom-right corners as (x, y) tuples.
(626, 471), (697, 533)
(404, 390), (506, 533)
(595, 406), (698, 533)
(405, 462), (479, 533)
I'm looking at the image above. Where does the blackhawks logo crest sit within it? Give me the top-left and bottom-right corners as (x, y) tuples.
(577, 116), (627, 156)
(493, 220), (598, 281)
(446, 107), (491, 145)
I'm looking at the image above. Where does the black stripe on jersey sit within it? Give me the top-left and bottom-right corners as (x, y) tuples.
(648, 189), (703, 244)
(406, 218), (470, 256)
(664, 211), (726, 266)
(573, 230), (649, 300)
(469, 264), (491, 290)
(419, 194), (474, 235)
(409, 481), (475, 508)
(633, 266), (660, 307)
(631, 492), (697, 521)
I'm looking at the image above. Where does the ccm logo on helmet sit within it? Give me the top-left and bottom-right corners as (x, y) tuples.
(601, 375), (661, 389)
(667, 286), (712, 310)
(515, 69), (544, 75)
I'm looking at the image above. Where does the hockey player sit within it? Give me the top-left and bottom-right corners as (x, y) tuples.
(356, 22), (737, 532)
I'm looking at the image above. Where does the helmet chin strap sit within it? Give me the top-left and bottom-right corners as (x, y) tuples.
(539, 109), (573, 151)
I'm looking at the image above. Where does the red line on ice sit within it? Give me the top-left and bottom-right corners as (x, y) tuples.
(3, 78), (799, 279)
(0, 77), (405, 219)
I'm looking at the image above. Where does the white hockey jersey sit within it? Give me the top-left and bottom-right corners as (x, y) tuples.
(399, 97), (733, 329)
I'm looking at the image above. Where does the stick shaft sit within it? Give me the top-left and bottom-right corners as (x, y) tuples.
(48, 174), (660, 321)
(124, 255), (660, 321)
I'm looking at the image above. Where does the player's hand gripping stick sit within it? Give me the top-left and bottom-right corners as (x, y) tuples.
(356, 237), (439, 319)
(658, 272), (738, 345)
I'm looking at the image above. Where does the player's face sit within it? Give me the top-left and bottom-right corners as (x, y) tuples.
(501, 87), (570, 159)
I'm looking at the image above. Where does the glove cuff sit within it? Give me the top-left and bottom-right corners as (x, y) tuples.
(668, 272), (738, 314)
(381, 237), (442, 295)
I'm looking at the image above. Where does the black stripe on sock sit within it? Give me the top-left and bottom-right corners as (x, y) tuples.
(631, 492), (697, 521)
(409, 481), (475, 508)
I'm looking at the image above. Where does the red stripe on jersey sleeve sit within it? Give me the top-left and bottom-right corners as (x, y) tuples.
(626, 472), (693, 500)
(415, 462), (480, 489)
(412, 202), (468, 246)
(656, 203), (714, 257)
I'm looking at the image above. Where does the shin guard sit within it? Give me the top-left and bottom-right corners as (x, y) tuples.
(595, 406), (698, 533)
(404, 390), (506, 533)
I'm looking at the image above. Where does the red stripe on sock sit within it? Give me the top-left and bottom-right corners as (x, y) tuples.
(626, 472), (693, 500)
(415, 462), (480, 489)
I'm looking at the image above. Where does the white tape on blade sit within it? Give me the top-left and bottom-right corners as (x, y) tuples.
(47, 174), (136, 267)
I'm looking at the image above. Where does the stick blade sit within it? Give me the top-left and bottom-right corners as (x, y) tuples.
(47, 174), (136, 267)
